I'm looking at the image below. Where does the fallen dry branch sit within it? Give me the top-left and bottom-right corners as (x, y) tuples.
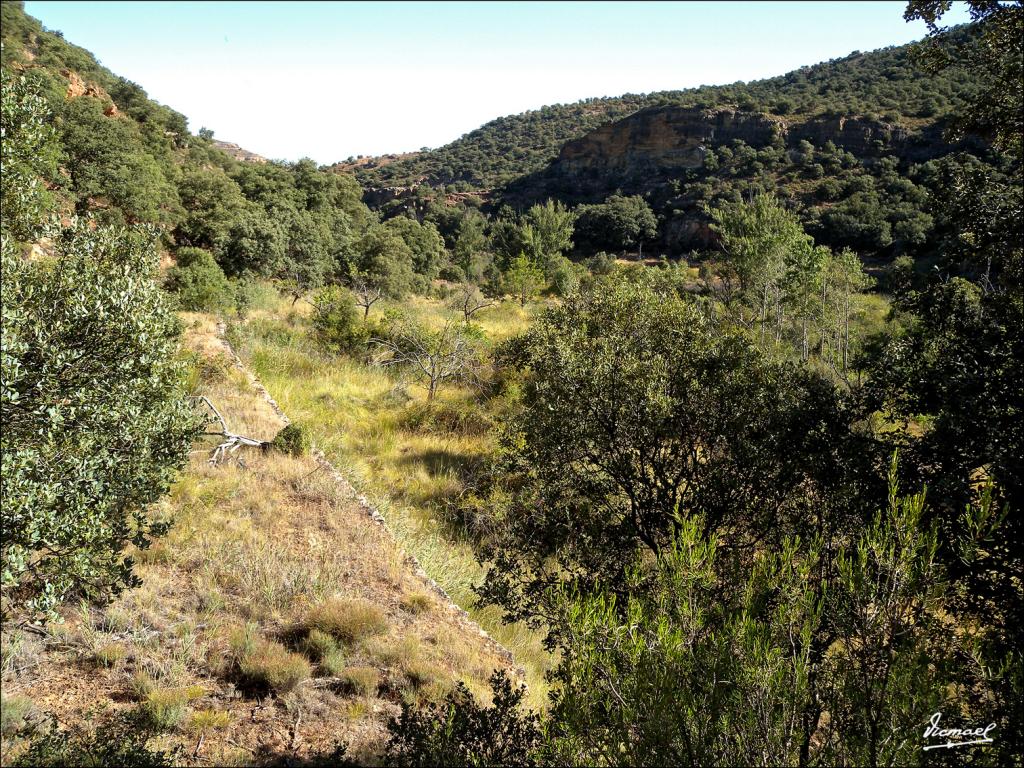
(193, 395), (269, 464)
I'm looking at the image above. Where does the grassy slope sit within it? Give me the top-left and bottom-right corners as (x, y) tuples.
(1, 313), (515, 765)
(226, 294), (554, 707)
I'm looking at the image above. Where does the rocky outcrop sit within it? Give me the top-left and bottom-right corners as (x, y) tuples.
(544, 105), (953, 198)
(559, 106), (785, 181)
(212, 140), (268, 164)
(63, 69), (104, 100)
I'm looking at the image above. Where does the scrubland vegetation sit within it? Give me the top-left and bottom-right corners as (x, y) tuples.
(2, 0), (1021, 765)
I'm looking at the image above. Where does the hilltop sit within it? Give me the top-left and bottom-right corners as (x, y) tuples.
(346, 29), (982, 193)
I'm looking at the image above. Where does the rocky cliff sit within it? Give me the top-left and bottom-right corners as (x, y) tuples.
(544, 105), (950, 198)
(558, 106), (785, 179)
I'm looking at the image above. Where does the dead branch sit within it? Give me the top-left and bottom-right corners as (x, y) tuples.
(370, 318), (485, 401)
(193, 396), (269, 465)
(448, 282), (498, 322)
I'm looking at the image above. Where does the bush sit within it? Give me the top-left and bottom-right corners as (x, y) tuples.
(546, 255), (581, 297)
(2, 223), (200, 623)
(139, 687), (202, 731)
(400, 592), (432, 615)
(11, 712), (180, 767)
(299, 628), (339, 662)
(92, 643), (127, 668)
(586, 251), (617, 275)
(238, 640), (311, 694)
(1, 694), (34, 737)
(304, 598), (388, 644)
(311, 285), (371, 354)
(166, 247), (232, 312)
(338, 666), (380, 697)
(186, 709), (230, 734)
(321, 648), (348, 677)
(381, 670), (542, 767)
(270, 423), (309, 456)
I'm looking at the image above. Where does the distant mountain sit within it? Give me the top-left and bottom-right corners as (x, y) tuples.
(348, 29), (981, 193)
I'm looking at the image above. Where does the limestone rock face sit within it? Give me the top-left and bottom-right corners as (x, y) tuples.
(544, 105), (948, 198)
(788, 115), (910, 155)
(558, 106), (785, 181)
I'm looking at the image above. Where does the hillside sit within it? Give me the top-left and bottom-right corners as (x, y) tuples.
(348, 29), (982, 192)
(0, 1), (371, 278)
(1, 312), (517, 764)
(3, 0), (1021, 764)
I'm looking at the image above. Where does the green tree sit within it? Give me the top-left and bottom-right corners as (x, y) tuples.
(281, 209), (335, 302)
(453, 209), (490, 283)
(503, 253), (545, 306)
(521, 199), (575, 263)
(906, 0), (1023, 158)
(351, 224), (417, 299)
(60, 97), (180, 229)
(2, 71), (198, 623)
(707, 194), (815, 344)
(222, 205), (287, 277)
(385, 215), (446, 278)
(165, 246), (232, 312)
(575, 195), (657, 257)
(174, 164), (247, 253)
(0, 69), (61, 241)
(1, 224), (198, 621)
(477, 275), (873, 619)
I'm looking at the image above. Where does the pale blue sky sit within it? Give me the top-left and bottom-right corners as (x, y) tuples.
(23, 1), (971, 164)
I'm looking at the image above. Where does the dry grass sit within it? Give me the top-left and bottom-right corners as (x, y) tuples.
(1, 311), (516, 765)
(336, 666), (380, 698)
(304, 598), (388, 645)
(400, 592), (432, 615)
(237, 641), (311, 694)
(231, 294), (554, 705)
(1, 694), (34, 737)
(188, 708), (231, 734)
(299, 629), (339, 662)
(140, 686), (204, 731)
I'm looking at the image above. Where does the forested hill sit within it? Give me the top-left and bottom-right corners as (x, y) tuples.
(1, 0), (372, 283)
(346, 28), (981, 191)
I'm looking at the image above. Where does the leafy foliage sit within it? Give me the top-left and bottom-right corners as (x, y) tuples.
(311, 284), (371, 353)
(574, 194), (657, 254)
(545, 469), (994, 766)
(10, 712), (180, 767)
(0, 69), (61, 241)
(382, 670), (543, 767)
(1, 63), (198, 623)
(269, 423), (310, 457)
(165, 247), (232, 312)
(1, 224), (199, 621)
(477, 274), (876, 621)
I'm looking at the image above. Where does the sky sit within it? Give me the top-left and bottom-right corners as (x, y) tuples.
(23, 1), (972, 165)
